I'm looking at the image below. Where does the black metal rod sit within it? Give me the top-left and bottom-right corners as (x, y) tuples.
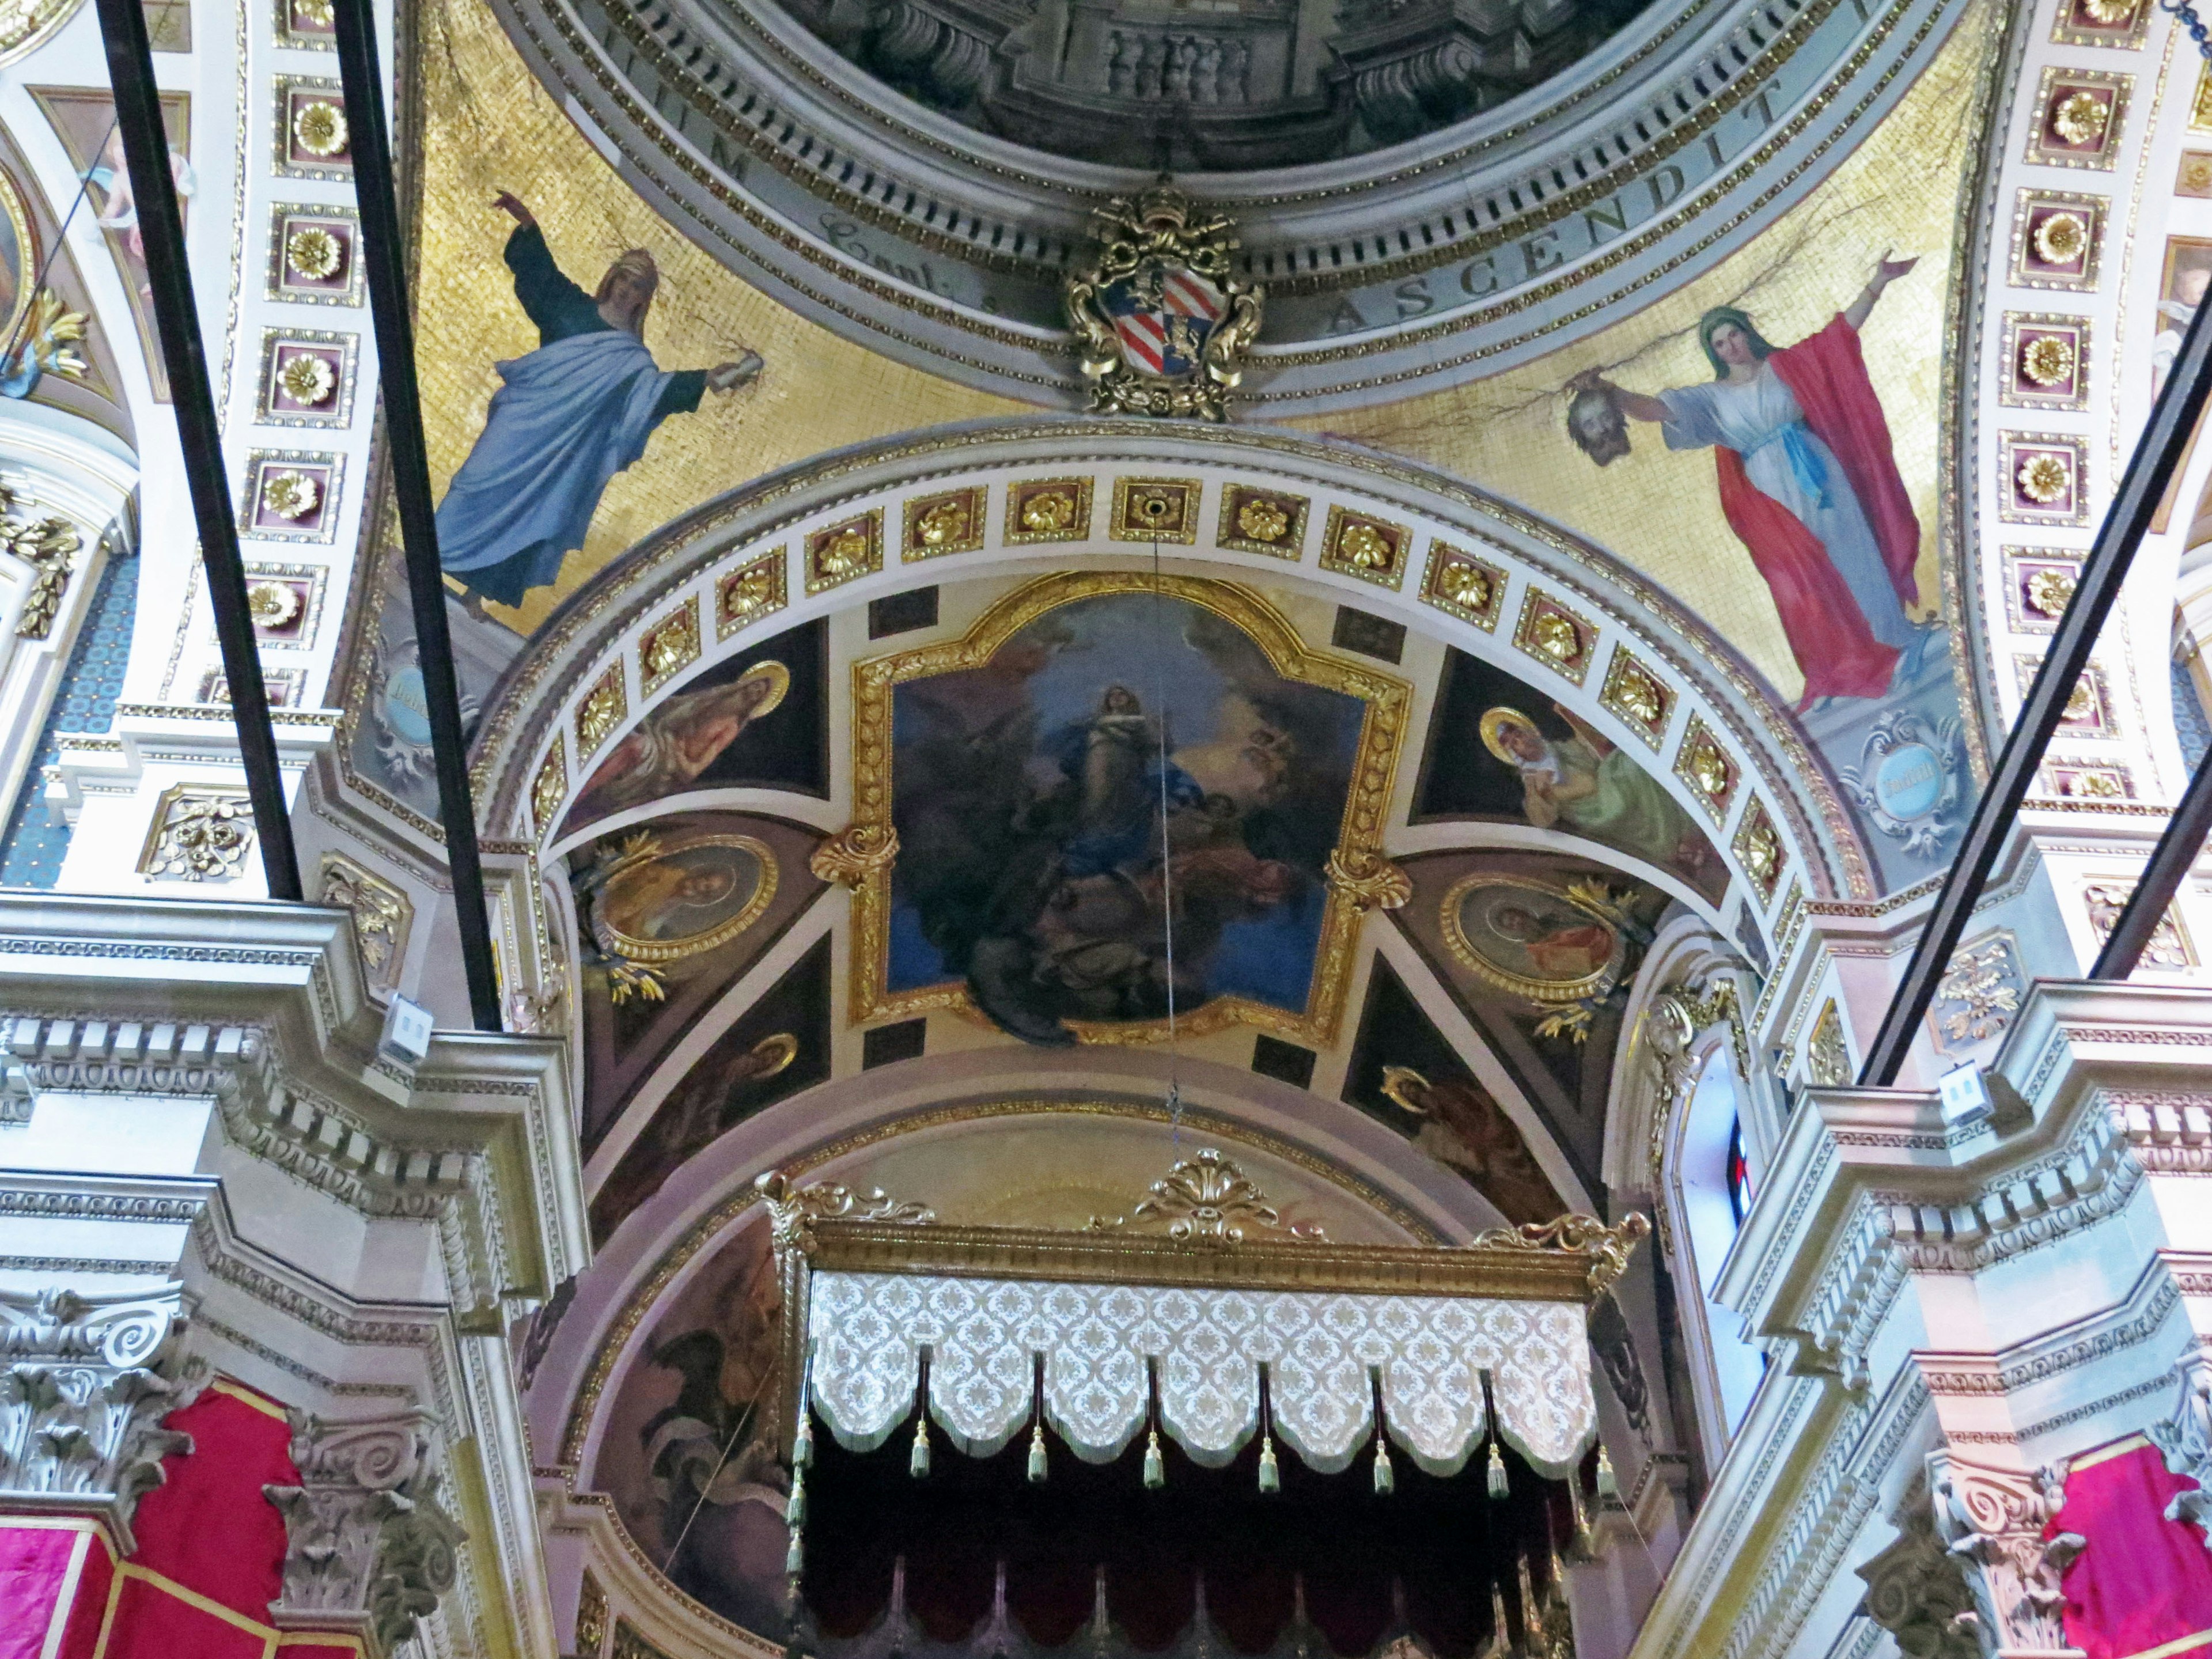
(1858, 288), (2212, 1086)
(92, 0), (302, 900)
(2090, 743), (2212, 979)
(331, 0), (503, 1031)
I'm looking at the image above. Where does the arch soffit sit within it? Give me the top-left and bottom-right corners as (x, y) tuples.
(473, 420), (1870, 918)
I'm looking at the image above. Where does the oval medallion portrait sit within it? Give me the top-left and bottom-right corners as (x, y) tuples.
(590, 832), (779, 965)
(1439, 875), (1627, 1005)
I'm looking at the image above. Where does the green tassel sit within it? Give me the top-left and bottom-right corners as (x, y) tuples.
(786, 1469), (807, 1527)
(1372, 1439), (1393, 1495)
(1487, 1439), (1509, 1501)
(1143, 1428), (1165, 1490)
(1028, 1422), (1048, 1484)
(1595, 1444), (1618, 1501)
(793, 1414), (813, 1469)
(910, 1417), (931, 1479)
(785, 1527), (805, 1576)
(1258, 1435), (1281, 1494)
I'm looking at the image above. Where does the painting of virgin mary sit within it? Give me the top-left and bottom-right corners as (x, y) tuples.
(1571, 253), (1934, 713)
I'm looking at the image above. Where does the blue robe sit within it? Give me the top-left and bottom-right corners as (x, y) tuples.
(435, 227), (706, 606)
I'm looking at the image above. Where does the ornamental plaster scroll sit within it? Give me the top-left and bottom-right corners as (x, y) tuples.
(472, 425), (1863, 905)
(806, 1270), (1598, 1478)
(264, 1408), (467, 1656)
(1926, 1452), (2083, 1658)
(0, 1284), (207, 1551)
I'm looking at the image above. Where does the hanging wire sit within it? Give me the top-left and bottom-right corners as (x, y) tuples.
(1149, 531), (1183, 1146)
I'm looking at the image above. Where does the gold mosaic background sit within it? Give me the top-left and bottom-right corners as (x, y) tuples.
(1300, 0), (1998, 698)
(410, 0), (1994, 691)
(410, 0), (1024, 635)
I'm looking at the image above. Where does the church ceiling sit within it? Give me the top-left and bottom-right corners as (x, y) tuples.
(459, 0), (1982, 406)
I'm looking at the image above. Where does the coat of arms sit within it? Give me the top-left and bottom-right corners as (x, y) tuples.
(1065, 184), (1263, 422)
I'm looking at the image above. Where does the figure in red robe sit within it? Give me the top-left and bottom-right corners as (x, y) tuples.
(1573, 254), (1930, 712)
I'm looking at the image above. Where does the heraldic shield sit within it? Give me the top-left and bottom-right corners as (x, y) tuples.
(1066, 184), (1264, 421)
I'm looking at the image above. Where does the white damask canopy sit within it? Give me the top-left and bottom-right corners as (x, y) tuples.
(763, 1151), (1647, 1484)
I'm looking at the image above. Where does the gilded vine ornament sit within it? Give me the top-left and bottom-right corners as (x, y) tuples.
(1467, 1213), (1651, 1297)
(1324, 847), (1411, 912)
(1065, 184), (1263, 422)
(755, 1169), (935, 1261)
(810, 822), (899, 887)
(0, 486), (79, 641)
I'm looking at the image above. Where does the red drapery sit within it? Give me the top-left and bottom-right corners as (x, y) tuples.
(2050, 1435), (2212, 1659)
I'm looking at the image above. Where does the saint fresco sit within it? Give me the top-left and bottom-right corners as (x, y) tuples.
(1569, 254), (1933, 714)
(435, 192), (763, 616)
(1416, 651), (1727, 903)
(874, 585), (1382, 1046)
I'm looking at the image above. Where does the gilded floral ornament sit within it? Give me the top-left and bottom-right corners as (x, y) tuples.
(260, 469), (320, 521)
(810, 821), (900, 888)
(2017, 452), (2073, 504)
(916, 498), (971, 547)
(1065, 184), (1263, 422)
(2025, 566), (2077, 618)
(1237, 497), (1289, 543)
(2020, 334), (2077, 388)
(1087, 1148), (1325, 1244)
(1, 289), (88, 397)
(2032, 211), (2088, 266)
(1324, 847), (1411, 912)
(291, 99), (349, 157)
(248, 581), (302, 628)
(277, 351), (335, 405)
(285, 225), (344, 281)
(2051, 90), (2109, 147)
(756, 1169), (935, 1260)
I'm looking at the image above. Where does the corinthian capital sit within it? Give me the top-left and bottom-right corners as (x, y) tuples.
(264, 1409), (465, 1657)
(1927, 1451), (2085, 1658)
(0, 1285), (203, 1550)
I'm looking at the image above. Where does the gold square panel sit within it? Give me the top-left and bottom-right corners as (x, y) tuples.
(1215, 484), (1308, 559)
(531, 733), (567, 837)
(2024, 67), (2129, 169)
(717, 551), (787, 638)
(1732, 797), (1785, 904)
(1512, 588), (1597, 685)
(2009, 191), (2105, 291)
(639, 596), (702, 695)
(2003, 549), (2081, 635)
(2016, 654), (2115, 738)
(1419, 540), (1505, 629)
(268, 204), (362, 305)
(1006, 477), (1093, 544)
(2051, 0), (2147, 48)
(577, 662), (628, 757)
(1673, 715), (1737, 823)
(1998, 432), (2089, 525)
(274, 77), (350, 181)
(2040, 757), (2133, 801)
(1998, 313), (2089, 411)
(1111, 477), (1202, 544)
(256, 327), (357, 427)
(903, 488), (986, 559)
(1598, 647), (1671, 748)
(1319, 506), (1410, 588)
(807, 511), (883, 594)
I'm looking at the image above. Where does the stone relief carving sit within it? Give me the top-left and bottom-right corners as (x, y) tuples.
(1927, 1452), (2084, 1657)
(263, 1408), (465, 1654)
(139, 787), (256, 882)
(319, 853), (413, 995)
(1857, 1495), (1981, 1659)
(2149, 1343), (2212, 1546)
(0, 1285), (205, 1548)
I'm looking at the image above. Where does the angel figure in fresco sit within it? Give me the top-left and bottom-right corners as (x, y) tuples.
(1480, 702), (1719, 889)
(435, 192), (764, 617)
(1570, 253), (1933, 713)
(568, 660), (790, 826)
(1378, 1065), (1565, 1226)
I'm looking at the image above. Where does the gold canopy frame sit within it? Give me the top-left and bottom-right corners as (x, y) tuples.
(758, 1151), (1649, 1472)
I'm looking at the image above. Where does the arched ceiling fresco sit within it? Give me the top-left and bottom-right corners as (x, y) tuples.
(425, 0), (1984, 407)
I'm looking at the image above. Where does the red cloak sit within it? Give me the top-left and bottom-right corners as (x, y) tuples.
(1710, 315), (1922, 708)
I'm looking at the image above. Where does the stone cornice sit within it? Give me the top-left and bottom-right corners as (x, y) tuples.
(0, 895), (589, 1298)
(1717, 979), (2212, 1384)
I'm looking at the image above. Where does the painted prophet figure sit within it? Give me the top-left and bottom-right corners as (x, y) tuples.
(1573, 252), (1935, 712)
(435, 192), (763, 616)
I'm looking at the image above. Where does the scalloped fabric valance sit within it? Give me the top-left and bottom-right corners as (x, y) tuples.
(805, 1271), (1596, 1479)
